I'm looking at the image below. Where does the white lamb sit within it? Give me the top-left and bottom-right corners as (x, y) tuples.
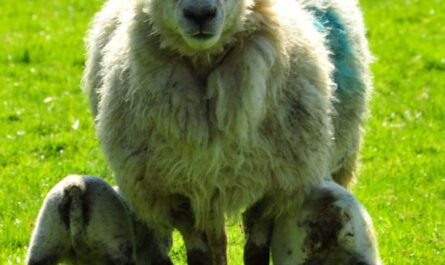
(26, 175), (171, 265)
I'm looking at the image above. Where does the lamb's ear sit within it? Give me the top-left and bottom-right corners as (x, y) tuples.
(26, 192), (65, 265)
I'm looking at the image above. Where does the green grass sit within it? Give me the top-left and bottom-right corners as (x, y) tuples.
(0, 0), (444, 264)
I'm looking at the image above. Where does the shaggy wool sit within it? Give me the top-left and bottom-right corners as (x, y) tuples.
(83, 0), (372, 234)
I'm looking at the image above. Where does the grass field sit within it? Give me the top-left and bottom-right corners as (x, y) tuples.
(0, 0), (444, 264)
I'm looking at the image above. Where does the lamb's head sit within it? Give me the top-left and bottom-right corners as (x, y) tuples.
(147, 0), (253, 54)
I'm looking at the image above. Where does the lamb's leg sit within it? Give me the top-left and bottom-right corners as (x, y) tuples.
(271, 180), (381, 265)
(243, 200), (274, 265)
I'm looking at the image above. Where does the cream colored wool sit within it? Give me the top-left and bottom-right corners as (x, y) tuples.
(84, 0), (371, 235)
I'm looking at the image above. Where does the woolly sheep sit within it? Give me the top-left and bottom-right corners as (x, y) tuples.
(83, 0), (374, 263)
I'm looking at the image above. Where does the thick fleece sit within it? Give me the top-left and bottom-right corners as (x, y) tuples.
(84, 0), (371, 237)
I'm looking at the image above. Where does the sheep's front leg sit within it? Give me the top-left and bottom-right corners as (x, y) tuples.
(205, 220), (227, 265)
(173, 204), (227, 265)
(181, 229), (213, 265)
(172, 204), (213, 265)
(243, 200), (274, 265)
(179, 227), (227, 265)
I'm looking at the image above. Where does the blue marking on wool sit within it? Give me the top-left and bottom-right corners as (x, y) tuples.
(309, 7), (361, 94)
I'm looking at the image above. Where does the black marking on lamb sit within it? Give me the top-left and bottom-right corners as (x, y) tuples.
(58, 185), (91, 230)
(304, 190), (343, 252)
(81, 186), (91, 227)
(300, 188), (371, 265)
(58, 191), (72, 230)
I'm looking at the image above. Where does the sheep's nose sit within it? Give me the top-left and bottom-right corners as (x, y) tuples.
(183, 5), (217, 27)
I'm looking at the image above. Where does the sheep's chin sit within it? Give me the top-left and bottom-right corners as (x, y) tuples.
(181, 32), (222, 50)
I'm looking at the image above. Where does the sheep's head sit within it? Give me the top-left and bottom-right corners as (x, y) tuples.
(148, 0), (252, 53)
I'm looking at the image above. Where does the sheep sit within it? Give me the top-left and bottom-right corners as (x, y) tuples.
(83, 0), (374, 263)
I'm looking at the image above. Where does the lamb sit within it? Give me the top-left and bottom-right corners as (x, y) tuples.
(83, 0), (375, 264)
(271, 180), (382, 265)
(26, 175), (171, 265)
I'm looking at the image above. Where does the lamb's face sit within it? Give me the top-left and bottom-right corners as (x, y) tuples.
(152, 0), (246, 51)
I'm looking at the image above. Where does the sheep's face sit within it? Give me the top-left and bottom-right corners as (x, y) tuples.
(150, 0), (248, 51)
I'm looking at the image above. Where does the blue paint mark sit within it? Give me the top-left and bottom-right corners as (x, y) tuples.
(308, 7), (362, 94)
